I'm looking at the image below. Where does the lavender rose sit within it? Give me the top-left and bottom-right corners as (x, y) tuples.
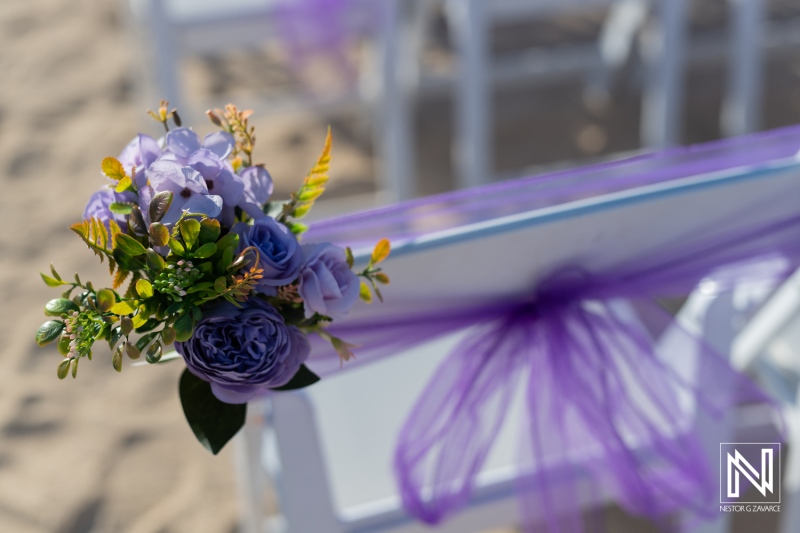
(233, 218), (303, 294)
(298, 243), (359, 318)
(175, 298), (310, 404)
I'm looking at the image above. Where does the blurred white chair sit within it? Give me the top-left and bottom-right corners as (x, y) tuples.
(125, 0), (418, 201)
(729, 267), (800, 533)
(443, 0), (689, 188)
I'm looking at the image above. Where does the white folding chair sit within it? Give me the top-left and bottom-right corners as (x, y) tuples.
(444, 0), (689, 189)
(124, 0), (418, 202)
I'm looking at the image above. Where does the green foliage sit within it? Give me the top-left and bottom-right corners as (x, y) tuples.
(36, 321), (64, 346)
(44, 298), (79, 317)
(179, 369), (246, 455)
(109, 202), (134, 215)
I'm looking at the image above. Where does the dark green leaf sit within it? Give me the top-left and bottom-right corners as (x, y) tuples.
(109, 326), (124, 349)
(113, 248), (146, 272)
(146, 249), (166, 272)
(136, 279), (154, 298)
(134, 319), (160, 334)
(179, 369), (246, 455)
(44, 298), (79, 317)
(180, 219), (201, 250)
(109, 202), (134, 215)
(135, 331), (160, 352)
(36, 320), (65, 347)
(114, 233), (147, 257)
(174, 313), (194, 342)
(215, 233), (239, 253)
(149, 191), (173, 224)
(270, 365), (321, 391)
(161, 326), (176, 345)
(199, 219), (221, 244)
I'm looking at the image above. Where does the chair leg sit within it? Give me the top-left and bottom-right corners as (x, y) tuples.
(446, 0), (490, 189)
(373, 0), (416, 202)
(721, 0), (764, 137)
(640, 0), (687, 148)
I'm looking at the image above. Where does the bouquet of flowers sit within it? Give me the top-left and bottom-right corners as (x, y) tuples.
(34, 102), (390, 453)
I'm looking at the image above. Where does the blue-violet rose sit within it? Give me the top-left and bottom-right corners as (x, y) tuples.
(233, 218), (303, 293)
(175, 298), (310, 404)
(298, 243), (359, 318)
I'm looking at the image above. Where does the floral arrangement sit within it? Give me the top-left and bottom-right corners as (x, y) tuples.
(34, 102), (390, 453)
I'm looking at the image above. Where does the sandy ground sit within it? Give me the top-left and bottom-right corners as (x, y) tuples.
(1, 0), (800, 532)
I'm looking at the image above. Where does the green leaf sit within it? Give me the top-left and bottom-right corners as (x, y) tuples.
(135, 331), (160, 352)
(95, 289), (115, 312)
(102, 156), (127, 181)
(288, 222), (309, 235)
(115, 175), (133, 193)
(292, 204), (312, 219)
(109, 202), (134, 215)
(110, 300), (136, 316)
(168, 239), (185, 256)
(112, 345), (123, 372)
(36, 321), (65, 346)
(179, 219), (201, 250)
(149, 222), (170, 247)
(112, 248), (146, 272)
(179, 369), (246, 455)
(70, 358), (79, 379)
(270, 364), (321, 391)
(149, 191), (173, 223)
(114, 233), (147, 257)
(359, 281), (372, 304)
(57, 359), (71, 380)
(41, 273), (66, 287)
(214, 276), (227, 293)
(134, 318), (160, 333)
(192, 242), (217, 259)
(215, 233), (239, 253)
(199, 219), (221, 244)
(136, 279), (154, 298)
(374, 272), (390, 284)
(50, 263), (63, 281)
(345, 247), (354, 268)
(146, 249), (166, 272)
(161, 327), (176, 345)
(174, 313), (194, 342)
(57, 334), (71, 355)
(146, 342), (163, 364)
(44, 298), (79, 317)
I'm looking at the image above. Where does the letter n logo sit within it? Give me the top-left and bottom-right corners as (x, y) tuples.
(720, 443), (780, 504)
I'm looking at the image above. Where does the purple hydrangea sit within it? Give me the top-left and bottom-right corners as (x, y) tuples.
(298, 243), (359, 318)
(175, 298), (310, 403)
(145, 160), (223, 225)
(118, 133), (161, 189)
(233, 218), (303, 294)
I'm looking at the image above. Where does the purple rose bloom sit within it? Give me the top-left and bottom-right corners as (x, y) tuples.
(298, 243), (360, 318)
(146, 160), (223, 225)
(176, 299), (310, 403)
(83, 188), (119, 227)
(233, 218), (303, 293)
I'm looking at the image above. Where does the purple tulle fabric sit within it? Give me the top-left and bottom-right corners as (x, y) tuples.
(299, 125), (800, 531)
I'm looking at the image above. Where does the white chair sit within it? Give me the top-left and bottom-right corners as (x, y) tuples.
(443, 0), (690, 189)
(124, 0), (418, 202)
(230, 273), (783, 533)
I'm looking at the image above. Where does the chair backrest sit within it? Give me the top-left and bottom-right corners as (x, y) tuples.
(240, 276), (783, 533)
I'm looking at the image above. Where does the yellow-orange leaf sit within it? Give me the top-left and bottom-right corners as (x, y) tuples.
(102, 157), (127, 181)
(371, 239), (391, 265)
(115, 175), (132, 193)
